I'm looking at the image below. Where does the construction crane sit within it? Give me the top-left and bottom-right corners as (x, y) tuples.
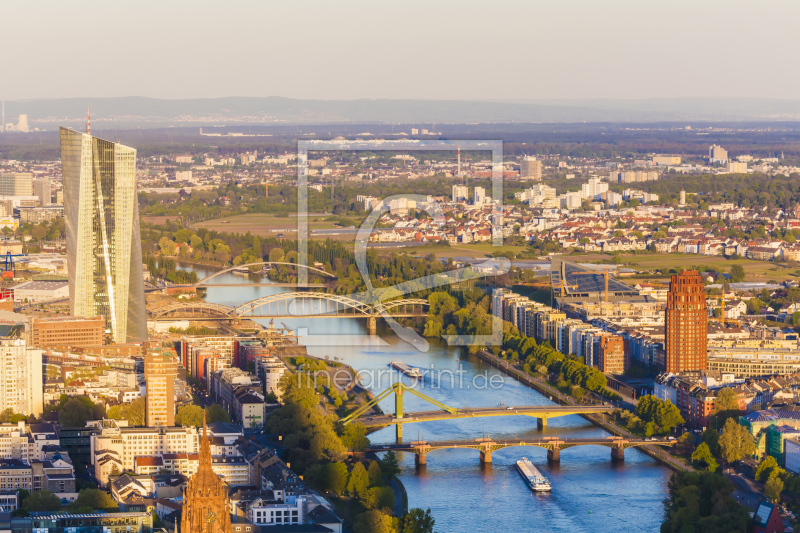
(573, 268), (619, 303)
(2, 251), (28, 279)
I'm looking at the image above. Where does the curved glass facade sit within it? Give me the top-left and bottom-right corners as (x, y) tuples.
(60, 127), (147, 343)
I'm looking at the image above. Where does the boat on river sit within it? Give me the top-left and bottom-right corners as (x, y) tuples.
(515, 458), (551, 492)
(390, 360), (422, 378)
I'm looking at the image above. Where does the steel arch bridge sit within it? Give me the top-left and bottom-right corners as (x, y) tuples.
(232, 292), (429, 318)
(194, 262), (336, 286)
(148, 302), (236, 320)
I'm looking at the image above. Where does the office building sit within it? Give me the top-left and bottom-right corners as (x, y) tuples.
(0, 339), (43, 416)
(473, 186), (486, 205)
(520, 156), (542, 180)
(60, 128), (147, 344)
(144, 353), (178, 427)
(452, 184), (468, 202)
(0, 173), (33, 196)
(33, 178), (51, 206)
(709, 144), (728, 164)
(581, 176), (608, 200)
(15, 205), (64, 223)
(727, 161), (748, 173)
(665, 270), (708, 372)
(30, 315), (105, 349)
(8, 512), (152, 532)
(652, 155), (681, 166)
(599, 335), (626, 374)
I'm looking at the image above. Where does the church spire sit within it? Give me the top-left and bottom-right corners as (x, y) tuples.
(200, 410), (211, 466)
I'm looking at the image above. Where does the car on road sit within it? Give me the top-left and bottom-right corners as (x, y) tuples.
(506, 406), (513, 410)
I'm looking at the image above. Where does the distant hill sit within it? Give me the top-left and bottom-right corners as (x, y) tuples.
(4, 96), (800, 128)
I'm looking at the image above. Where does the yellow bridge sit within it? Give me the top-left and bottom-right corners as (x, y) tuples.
(341, 382), (614, 440)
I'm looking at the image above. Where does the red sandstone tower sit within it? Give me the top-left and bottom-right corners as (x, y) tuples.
(665, 270), (708, 372)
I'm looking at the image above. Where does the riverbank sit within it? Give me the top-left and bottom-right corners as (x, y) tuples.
(474, 348), (692, 473)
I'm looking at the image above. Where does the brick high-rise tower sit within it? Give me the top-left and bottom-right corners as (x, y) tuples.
(665, 270), (708, 372)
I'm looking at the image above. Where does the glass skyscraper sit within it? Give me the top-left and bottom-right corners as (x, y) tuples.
(60, 127), (147, 343)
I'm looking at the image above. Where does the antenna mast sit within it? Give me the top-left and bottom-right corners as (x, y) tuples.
(86, 106), (91, 134)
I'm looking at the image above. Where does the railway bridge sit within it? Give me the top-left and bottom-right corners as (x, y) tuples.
(147, 292), (429, 333)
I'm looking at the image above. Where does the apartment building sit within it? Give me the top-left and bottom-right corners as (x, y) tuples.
(0, 339), (43, 416)
(92, 423), (199, 485)
(144, 352), (178, 427)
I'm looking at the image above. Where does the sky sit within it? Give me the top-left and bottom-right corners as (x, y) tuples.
(3, 0), (800, 101)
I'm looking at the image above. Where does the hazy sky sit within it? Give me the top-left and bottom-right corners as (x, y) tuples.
(4, 0), (800, 101)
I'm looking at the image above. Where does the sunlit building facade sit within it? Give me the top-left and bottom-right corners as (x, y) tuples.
(60, 128), (147, 343)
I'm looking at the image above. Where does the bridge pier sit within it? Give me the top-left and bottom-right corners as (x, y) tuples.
(537, 417), (547, 429)
(367, 316), (377, 335)
(415, 450), (427, 466)
(547, 447), (560, 463)
(480, 448), (493, 465)
(396, 424), (403, 442)
(611, 445), (625, 462)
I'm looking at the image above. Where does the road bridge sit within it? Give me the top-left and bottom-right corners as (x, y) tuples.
(147, 293), (429, 333)
(341, 382), (613, 439)
(366, 436), (677, 465)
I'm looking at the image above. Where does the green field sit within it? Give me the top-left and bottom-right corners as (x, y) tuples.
(563, 252), (799, 283)
(193, 213), (344, 236)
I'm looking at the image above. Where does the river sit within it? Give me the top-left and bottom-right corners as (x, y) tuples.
(183, 264), (670, 532)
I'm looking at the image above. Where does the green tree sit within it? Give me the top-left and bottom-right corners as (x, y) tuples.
(205, 404), (231, 424)
(765, 476), (784, 503)
(362, 486), (395, 510)
(175, 405), (204, 427)
(755, 456), (781, 482)
(368, 460), (384, 487)
(353, 510), (397, 533)
(58, 397), (104, 427)
(346, 462), (369, 498)
(718, 418), (755, 464)
(0, 408), (25, 423)
(22, 490), (62, 512)
(691, 442), (719, 472)
(662, 471), (749, 533)
(712, 388), (742, 424)
(327, 462), (348, 496)
(403, 508), (435, 533)
(110, 398), (145, 426)
(269, 247), (285, 263)
(67, 488), (120, 513)
(730, 264), (746, 282)
(379, 451), (401, 479)
(701, 427), (721, 456)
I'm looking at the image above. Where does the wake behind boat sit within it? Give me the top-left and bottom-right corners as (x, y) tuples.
(516, 458), (551, 492)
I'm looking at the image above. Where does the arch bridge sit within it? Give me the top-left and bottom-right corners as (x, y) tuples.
(148, 293), (429, 332)
(367, 436), (677, 465)
(193, 262), (337, 288)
